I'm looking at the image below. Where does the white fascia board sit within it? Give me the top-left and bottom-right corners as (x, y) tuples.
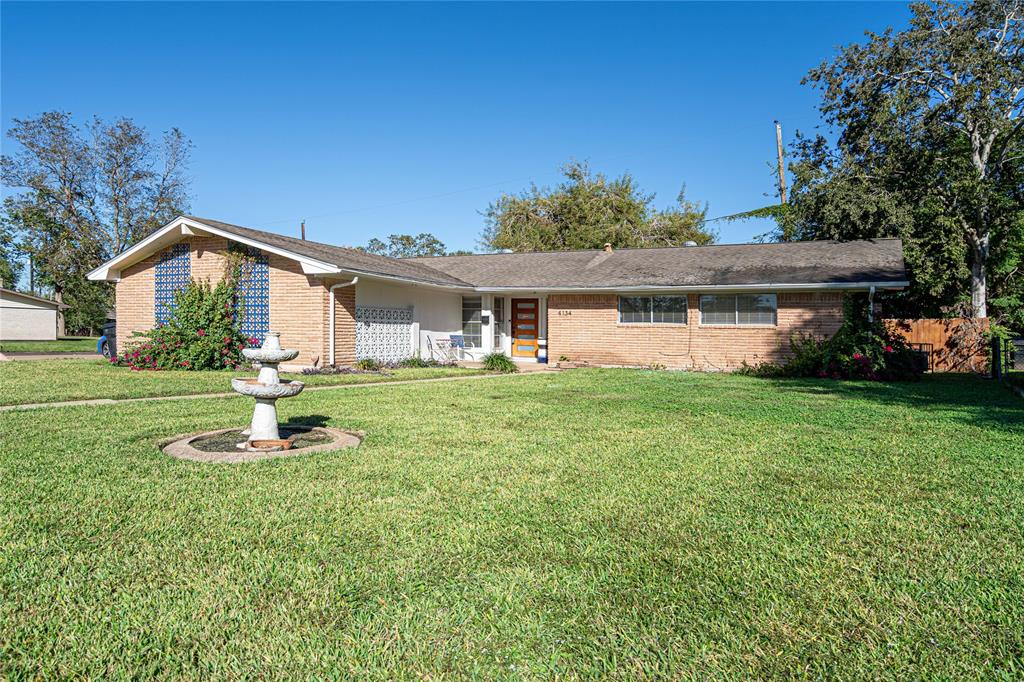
(334, 270), (475, 291)
(474, 281), (910, 294)
(87, 216), (341, 281)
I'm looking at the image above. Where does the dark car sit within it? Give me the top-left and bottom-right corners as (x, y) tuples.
(97, 321), (116, 358)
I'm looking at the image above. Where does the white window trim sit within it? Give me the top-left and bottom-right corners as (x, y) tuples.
(617, 295), (688, 325)
(698, 293), (778, 327)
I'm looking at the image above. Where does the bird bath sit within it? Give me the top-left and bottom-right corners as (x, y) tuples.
(230, 332), (304, 451)
(161, 331), (361, 462)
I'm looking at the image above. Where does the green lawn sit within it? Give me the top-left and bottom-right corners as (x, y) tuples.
(0, 336), (99, 353)
(0, 359), (486, 405)
(1, 370), (1022, 678)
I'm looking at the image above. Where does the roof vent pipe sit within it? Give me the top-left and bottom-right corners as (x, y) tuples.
(603, 243), (613, 253)
(684, 241), (698, 247)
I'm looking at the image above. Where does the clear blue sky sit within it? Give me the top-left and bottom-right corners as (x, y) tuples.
(2, 1), (911, 252)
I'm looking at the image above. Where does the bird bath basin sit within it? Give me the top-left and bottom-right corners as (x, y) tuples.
(232, 332), (304, 451)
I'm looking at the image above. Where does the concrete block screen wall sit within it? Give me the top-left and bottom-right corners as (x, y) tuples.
(546, 292), (844, 370)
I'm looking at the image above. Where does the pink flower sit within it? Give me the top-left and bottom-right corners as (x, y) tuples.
(197, 329), (206, 337)
(852, 352), (862, 360)
(885, 345), (894, 353)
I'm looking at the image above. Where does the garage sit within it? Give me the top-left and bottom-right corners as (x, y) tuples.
(0, 288), (64, 341)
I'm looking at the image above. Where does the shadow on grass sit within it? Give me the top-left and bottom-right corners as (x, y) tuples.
(282, 415), (331, 428)
(766, 373), (1023, 433)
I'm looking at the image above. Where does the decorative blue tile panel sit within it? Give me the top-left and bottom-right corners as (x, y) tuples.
(232, 245), (269, 344)
(154, 243), (191, 324)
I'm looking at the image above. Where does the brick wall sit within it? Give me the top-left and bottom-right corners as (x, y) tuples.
(326, 282), (356, 366)
(113, 236), (349, 367)
(115, 253), (158, 348)
(547, 292), (844, 371)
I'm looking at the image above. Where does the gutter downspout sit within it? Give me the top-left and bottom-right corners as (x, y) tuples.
(329, 277), (359, 366)
(868, 285), (876, 323)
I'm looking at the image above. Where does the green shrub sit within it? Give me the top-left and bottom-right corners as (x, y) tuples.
(114, 279), (254, 371)
(482, 352), (518, 373)
(734, 294), (923, 382)
(396, 356), (433, 368)
(354, 358), (381, 371)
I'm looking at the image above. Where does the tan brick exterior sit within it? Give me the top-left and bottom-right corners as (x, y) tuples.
(547, 292), (844, 370)
(114, 235), (845, 372)
(113, 236), (356, 367)
(325, 282), (357, 366)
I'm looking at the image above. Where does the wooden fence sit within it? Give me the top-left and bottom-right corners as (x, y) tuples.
(884, 318), (990, 372)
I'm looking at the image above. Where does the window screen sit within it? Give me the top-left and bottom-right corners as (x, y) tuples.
(652, 296), (688, 324)
(618, 296), (652, 323)
(701, 294), (777, 325)
(462, 296), (482, 348)
(700, 295), (737, 325)
(736, 294), (777, 325)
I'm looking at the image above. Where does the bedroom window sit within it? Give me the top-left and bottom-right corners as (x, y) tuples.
(699, 294), (777, 325)
(462, 296), (482, 348)
(618, 296), (687, 324)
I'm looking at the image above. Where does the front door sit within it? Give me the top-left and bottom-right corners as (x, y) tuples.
(511, 298), (539, 358)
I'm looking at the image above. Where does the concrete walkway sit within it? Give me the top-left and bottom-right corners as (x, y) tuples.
(0, 370), (547, 412)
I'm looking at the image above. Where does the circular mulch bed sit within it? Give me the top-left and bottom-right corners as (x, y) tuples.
(162, 426), (361, 464)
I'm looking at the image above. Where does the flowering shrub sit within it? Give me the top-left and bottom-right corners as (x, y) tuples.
(114, 279), (256, 371)
(737, 294), (924, 381)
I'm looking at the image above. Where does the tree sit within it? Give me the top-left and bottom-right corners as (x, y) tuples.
(360, 233), (453, 258)
(0, 211), (23, 288)
(786, 1), (1024, 319)
(1, 111), (192, 330)
(481, 161), (714, 252)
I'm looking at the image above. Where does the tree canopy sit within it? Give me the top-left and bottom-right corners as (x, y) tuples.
(360, 233), (448, 258)
(359, 233), (470, 258)
(779, 0), (1023, 326)
(1, 111), (192, 331)
(481, 161), (714, 252)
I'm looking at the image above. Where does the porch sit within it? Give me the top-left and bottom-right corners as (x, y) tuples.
(352, 279), (548, 364)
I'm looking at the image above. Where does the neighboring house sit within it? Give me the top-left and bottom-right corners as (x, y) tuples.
(87, 216), (908, 370)
(0, 288), (66, 341)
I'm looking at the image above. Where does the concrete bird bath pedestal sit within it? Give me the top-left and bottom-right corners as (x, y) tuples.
(161, 331), (362, 463)
(231, 332), (304, 451)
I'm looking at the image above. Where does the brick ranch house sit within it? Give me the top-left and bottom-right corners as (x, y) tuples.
(87, 216), (908, 370)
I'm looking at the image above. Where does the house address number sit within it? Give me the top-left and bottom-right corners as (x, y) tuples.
(557, 310), (572, 316)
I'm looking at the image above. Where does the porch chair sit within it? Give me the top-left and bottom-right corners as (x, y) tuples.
(428, 334), (466, 363)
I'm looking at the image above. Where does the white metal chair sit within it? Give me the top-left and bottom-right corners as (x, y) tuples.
(428, 334), (466, 363)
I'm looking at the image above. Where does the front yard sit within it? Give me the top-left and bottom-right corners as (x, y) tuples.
(1, 369), (1022, 678)
(0, 336), (99, 353)
(0, 359), (486, 405)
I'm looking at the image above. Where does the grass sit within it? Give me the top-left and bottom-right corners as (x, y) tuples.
(0, 359), (486, 405)
(1, 369), (1022, 678)
(0, 336), (99, 353)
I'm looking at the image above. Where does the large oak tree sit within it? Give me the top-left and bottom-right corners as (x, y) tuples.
(785, 0), (1023, 321)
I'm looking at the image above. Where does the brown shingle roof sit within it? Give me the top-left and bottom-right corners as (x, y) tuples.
(186, 217), (906, 290)
(186, 217), (471, 287)
(406, 239), (907, 289)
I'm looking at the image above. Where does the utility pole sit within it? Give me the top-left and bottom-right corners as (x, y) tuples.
(29, 255), (34, 294)
(774, 120), (787, 204)
(300, 220), (306, 240)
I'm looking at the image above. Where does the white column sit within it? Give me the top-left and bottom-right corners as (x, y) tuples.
(481, 295), (494, 354)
